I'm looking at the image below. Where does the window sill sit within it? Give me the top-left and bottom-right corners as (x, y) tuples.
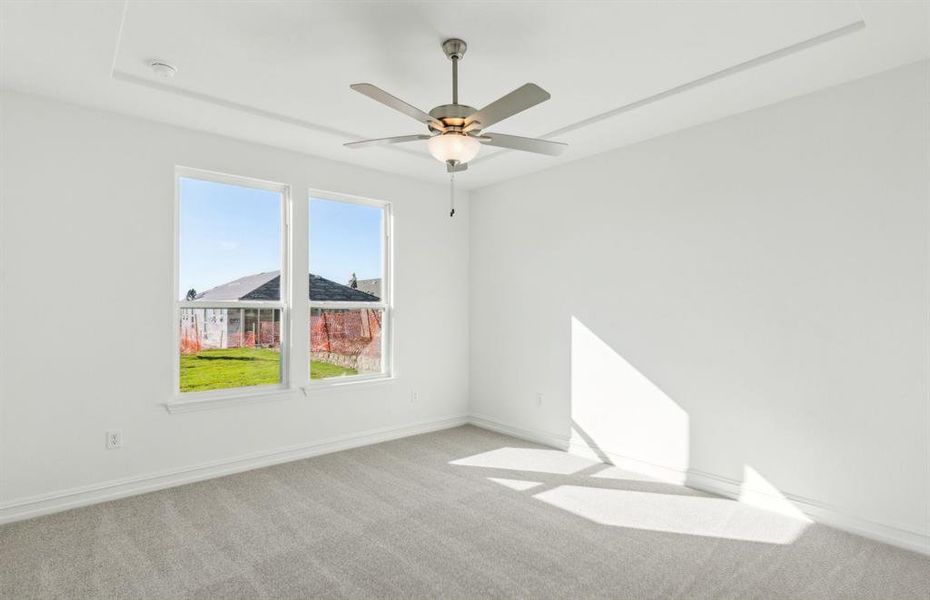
(303, 374), (396, 393)
(164, 376), (396, 413)
(165, 386), (297, 414)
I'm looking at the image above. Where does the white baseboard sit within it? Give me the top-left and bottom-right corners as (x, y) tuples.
(468, 413), (569, 450)
(685, 468), (930, 556)
(0, 414), (468, 526)
(4, 412), (926, 556)
(567, 438), (690, 485)
(467, 414), (930, 556)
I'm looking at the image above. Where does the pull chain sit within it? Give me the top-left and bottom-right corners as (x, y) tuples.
(449, 170), (456, 217)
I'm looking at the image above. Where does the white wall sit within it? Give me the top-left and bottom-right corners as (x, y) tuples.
(2, 60), (927, 552)
(469, 62), (929, 548)
(0, 91), (470, 512)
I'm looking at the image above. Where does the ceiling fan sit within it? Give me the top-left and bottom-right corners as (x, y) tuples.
(344, 38), (566, 173)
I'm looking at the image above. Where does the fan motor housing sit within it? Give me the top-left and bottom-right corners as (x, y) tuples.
(429, 104), (477, 132)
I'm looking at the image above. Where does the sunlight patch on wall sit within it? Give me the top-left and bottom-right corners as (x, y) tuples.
(570, 316), (690, 478)
(534, 485), (809, 544)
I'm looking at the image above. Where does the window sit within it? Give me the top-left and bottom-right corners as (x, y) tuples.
(176, 169), (288, 394)
(309, 194), (390, 381)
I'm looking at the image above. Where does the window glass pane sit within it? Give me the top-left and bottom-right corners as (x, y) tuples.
(179, 307), (281, 392)
(310, 307), (383, 379)
(309, 197), (382, 301)
(178, 176), (283, 393)
(179, 177), (282, 301)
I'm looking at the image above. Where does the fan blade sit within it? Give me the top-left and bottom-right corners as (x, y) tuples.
(447, 162), (468, 173)
(477, 132), (566, 156)
(350, 83), (444, 129)
(465, 83), (550, 130)
(344, 134), (430, 149)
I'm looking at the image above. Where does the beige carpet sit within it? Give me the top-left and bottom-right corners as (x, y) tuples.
(1, 425), (927, 599)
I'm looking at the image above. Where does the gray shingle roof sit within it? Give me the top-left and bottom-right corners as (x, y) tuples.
(194, 272), (279, 301)
(195, 271), (379, 302)
(308, 275), (380, 302)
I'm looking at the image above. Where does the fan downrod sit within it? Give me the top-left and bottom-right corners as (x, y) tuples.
(430, 38), (473, 131)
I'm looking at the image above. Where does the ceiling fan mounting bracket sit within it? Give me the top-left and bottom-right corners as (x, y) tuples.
(441, 38), (467, 61)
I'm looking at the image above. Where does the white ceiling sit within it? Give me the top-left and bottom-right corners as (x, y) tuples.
(2, 1), (928, 190)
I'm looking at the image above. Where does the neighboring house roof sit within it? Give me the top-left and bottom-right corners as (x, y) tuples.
(354, 278), (381, 297)
(195, 271), (379, 302)
(308, 275), (379, 302)
(194, 272), (279, 301)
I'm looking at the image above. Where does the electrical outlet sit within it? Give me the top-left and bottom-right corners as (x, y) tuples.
(411, 390), (418, 403)
(106, 430), (122, 449)
(536, 393), (544, 407)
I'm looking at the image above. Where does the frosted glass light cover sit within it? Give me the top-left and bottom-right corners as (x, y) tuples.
(427, 134), (481, 164)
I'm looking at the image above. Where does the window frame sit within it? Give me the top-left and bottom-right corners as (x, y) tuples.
(307, 188), (393, 387)
(172, 166), (292, 401)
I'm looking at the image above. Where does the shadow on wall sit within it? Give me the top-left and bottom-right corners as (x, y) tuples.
(569, 315), (808, 522)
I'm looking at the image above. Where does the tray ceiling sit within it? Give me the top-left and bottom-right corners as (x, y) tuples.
(2, 1), (928, 189)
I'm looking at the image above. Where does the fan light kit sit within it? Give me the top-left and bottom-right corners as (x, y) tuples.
(427, 133), (481, 164)
(345, 39), (566, 215)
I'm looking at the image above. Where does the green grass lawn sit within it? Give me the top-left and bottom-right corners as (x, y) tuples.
(180, 347), (280, 392)
(180, 347), (357, 392)
(310, 361), (358, 380)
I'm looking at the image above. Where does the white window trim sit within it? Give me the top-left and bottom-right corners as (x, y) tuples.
(307, 188), (393, 388)
(172, 166), (292, 406)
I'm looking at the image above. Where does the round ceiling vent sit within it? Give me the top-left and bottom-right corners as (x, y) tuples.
(148, 60), (177, 79)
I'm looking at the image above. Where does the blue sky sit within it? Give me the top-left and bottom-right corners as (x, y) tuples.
(310, 196), (382, 284)
(179, 178), (381, 299)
